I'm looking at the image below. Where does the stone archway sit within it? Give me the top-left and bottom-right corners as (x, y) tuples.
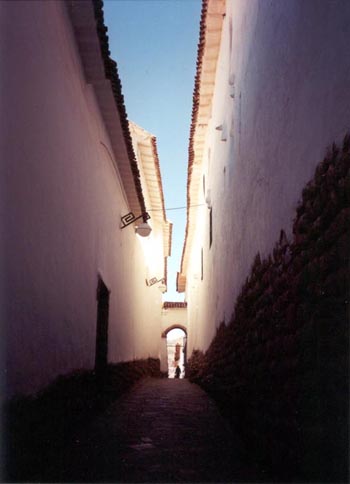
(160, 302), (188, 376)
(161, 324), (187, 339)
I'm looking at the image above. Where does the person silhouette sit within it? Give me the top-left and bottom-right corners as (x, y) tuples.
(175, 365), (181, 379)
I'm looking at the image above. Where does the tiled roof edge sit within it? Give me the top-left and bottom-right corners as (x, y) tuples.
(163, 302), (188, 309)
(150, 135), (173, 285)
(92, 0), (147, 217)
(164, 256), (168, 289)
(168, 221), (173, 258)
(162, 221), (172, 289)
(150, 136), (167, 223)
(178, 0), (208, 287)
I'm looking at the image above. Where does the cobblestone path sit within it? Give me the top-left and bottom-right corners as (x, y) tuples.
(60, 378), (241, 482)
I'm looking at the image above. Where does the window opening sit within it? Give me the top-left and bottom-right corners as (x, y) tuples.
(209, 207), (213, 248)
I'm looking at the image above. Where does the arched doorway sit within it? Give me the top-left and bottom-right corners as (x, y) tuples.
(165, 327), (187, 378)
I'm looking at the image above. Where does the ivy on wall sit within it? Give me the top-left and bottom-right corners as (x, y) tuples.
(187, 135), (350, 483)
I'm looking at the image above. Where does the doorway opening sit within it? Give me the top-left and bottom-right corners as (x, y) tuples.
(166, 328), (187, 378)
(95, 277), (110, 374)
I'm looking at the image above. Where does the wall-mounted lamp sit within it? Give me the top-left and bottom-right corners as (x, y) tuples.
(121, 212), (152, 237)
(147, 277), (167, 293)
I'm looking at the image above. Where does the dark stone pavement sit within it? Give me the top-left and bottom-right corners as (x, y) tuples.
(58, 377), (242, 482)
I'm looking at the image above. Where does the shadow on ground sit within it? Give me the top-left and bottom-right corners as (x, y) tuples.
(3, 358), (161, 482)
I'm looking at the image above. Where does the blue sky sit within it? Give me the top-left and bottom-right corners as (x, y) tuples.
(103, 0), (201, 300)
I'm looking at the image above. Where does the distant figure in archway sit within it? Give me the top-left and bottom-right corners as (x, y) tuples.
(175, 365), (181, 379)
(165, 327), (186, 378)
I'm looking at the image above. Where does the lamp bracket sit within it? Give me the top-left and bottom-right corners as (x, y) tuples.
(147, 277), (165, 287)
(121, 211), (150, 229)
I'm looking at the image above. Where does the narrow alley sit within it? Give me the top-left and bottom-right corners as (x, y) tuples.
(6, 376), (242, 483)
(1, 0), (350, 483)
(57, 378), (239, 483)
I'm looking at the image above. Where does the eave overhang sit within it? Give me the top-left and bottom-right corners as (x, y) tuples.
(67, 0), (146, 217)
(177, 0), (225, 292)
(129, 121), (173, 287)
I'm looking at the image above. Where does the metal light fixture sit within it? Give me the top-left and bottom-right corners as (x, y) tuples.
(147, 277), (167, 293)
(120, 211), (152, 237)
(158, 283), (167, 293)
(136, 222), (152, 237)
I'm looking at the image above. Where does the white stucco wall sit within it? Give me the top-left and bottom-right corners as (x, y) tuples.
(1, 0), (163, 397)
(186, 0), (350, 354)
(161, 307), (187, 335)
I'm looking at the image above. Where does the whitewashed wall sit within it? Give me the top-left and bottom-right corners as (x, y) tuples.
(186, 0), (350, 355)
(161, 307), (187, 334)
(1, 0), (162, 397)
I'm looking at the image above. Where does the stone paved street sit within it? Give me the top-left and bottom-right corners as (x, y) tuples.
(59, 378), (241, 482)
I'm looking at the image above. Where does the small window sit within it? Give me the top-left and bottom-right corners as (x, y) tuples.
(209, 207), (213, 248)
